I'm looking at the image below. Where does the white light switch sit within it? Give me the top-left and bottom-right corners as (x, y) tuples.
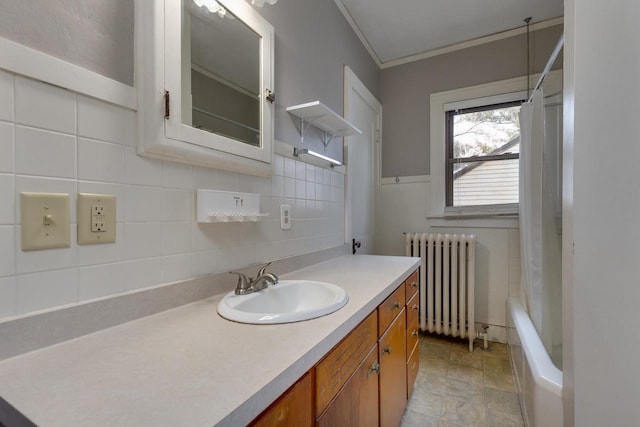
(78, 193), (116, 244)
(280, 204), (291, 230)
(20, 192), (71, 251)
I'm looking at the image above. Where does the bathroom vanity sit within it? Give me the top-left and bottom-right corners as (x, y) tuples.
(0, 255), (419, 426)
(252, 269), (419, 426)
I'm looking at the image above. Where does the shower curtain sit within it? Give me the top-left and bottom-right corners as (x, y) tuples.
(519, 89), (563, 364)
(519, 90), (544, 333)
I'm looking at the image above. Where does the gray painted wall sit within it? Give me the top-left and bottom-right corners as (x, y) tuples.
(380, 25), (563, 177)
(0, 0), (134, 86)
(258, 1), (380, 162)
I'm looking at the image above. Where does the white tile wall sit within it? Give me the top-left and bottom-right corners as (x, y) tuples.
(0, 174), (14, 224)
(124, 258), (163, 291)
(15, 227), (78, 274)
(78, 263), (126, 301)
(0, 122), (14, 173)
(77, 138), (124, 183)
(124, 222), (163, 259)
(162, 189), (192, 222)
(0, 277), (16, 318)
(77, 95), (125, 144)
(77, 229), (124, 267)
(0, 70), (14, 122)
(0, 226), (15, 277)
(15, 126), (76, 178)
(161, 253), (191, 283)
(15, 77), (76, 134)
(125, 185), (163, 222)
(162, 222), (191, 255)
(0, 73), (346, 320)
(15, 268), (78, 315)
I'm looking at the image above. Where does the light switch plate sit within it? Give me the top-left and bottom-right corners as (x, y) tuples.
(77, 193), (116, 245)
(20, 192), (71, 251)
(280, 204), (291, 230)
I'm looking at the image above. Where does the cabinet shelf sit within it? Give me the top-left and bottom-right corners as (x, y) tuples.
(286, 101), (361, 147)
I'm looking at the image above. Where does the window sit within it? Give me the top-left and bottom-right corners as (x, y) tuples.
(445, 101), (522, 208)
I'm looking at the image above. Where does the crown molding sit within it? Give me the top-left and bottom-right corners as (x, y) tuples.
(332, 2), (563, 71)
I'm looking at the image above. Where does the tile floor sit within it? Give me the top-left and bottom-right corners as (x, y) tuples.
(401, 334), (524, 427)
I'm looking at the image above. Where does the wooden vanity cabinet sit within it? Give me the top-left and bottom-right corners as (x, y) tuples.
(249, 268), (419, 427)
(250, 372), (313, 427)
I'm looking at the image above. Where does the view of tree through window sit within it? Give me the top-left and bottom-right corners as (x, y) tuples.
(447, 103), (521, 207)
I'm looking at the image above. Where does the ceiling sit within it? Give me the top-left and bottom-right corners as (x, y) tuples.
(335, 0), (563, 67)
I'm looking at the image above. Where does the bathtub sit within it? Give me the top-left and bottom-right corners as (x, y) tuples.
(506, 297), (563, 427)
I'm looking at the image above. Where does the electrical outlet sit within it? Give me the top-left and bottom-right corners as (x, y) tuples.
(280, 204), (291, 230)
(78, 193), (116, 244)
(91, 205), (106, 232)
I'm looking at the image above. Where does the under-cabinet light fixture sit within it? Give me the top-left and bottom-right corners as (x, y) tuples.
(293, 147), (343, 168)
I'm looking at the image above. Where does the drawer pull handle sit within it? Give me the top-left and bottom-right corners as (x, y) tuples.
(411, 330), (419, 337)
(412, 304), (418, 311)
(392, 302), (401, 310)
(369, 362), (380, 375)
(410, 281), (417, 288)
(382, 345), (392, 355)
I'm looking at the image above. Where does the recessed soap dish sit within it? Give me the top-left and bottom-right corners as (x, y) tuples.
(196, 190), (268, 223)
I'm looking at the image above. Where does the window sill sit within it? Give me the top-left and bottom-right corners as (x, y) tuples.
(428, 206), (519, 229)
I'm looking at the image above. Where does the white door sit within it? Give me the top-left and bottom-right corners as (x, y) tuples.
(344, 66), (382, 255)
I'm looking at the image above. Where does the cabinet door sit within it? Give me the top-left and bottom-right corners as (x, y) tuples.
(316, 345), (379, 427)
(407, 342), (420, 399)
(251, 373), (312, 427)
(378, 309), (407, 427)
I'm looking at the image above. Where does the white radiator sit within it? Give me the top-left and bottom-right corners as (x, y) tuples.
(405, 233), (477, 351)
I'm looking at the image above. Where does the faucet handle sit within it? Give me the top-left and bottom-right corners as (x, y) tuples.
(257, 262), (273, 276)
(229, 271), (249, 290)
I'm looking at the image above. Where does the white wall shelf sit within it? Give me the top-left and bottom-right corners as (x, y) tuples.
(286, 100), (361, 147)
(196, 190), (268, 223)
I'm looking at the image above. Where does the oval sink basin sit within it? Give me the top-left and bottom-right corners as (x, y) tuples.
(217, 280), (349, 324)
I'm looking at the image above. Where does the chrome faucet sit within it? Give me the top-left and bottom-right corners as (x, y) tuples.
(230, 262), (279, 295)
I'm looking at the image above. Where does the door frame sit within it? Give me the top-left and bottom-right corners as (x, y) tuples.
(343, 66), (382, 253)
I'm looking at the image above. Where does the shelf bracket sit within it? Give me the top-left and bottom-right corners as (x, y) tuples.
(299, 117), (313, 144)
(321, 131), (335, 150)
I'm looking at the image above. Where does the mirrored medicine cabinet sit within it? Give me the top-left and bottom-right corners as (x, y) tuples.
(136, 0), (274, 176)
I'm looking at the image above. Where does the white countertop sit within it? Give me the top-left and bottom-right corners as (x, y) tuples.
(0, 255), (419, 427)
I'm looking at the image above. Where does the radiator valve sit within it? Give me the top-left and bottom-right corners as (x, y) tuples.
(477, 324), (491, 351)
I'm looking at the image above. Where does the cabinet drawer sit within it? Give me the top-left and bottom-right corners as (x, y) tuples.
(405, 270), (419, 304)
(315, 311), (378, 415)
(378, 285), (405, 335)
(407, 342), (419, 399)
(406, 293), (419, 357)
(316, 344), (379, 427)
(251, 373), (312, 427)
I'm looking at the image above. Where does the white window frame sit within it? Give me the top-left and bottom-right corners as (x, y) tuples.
(429, 71), (561, 228)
